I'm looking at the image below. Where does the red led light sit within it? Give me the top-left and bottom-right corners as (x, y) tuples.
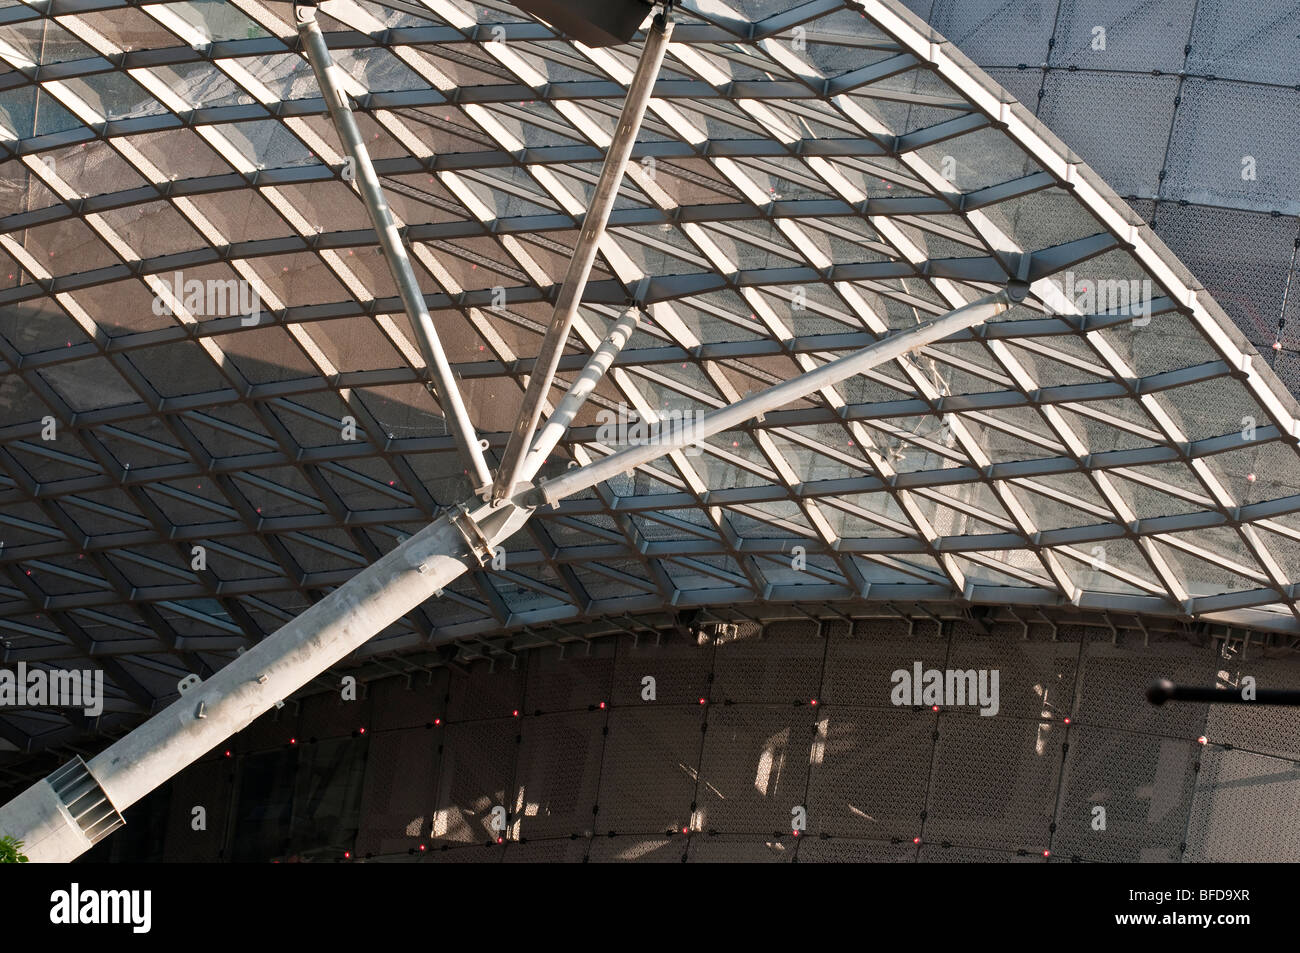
(1198, 735), (1208, 745)
(358, 727), (366, 735)
(682, 827), (688, 835)
(512, 709), (519, 717)
(931, 705), (939, 711)
(290, 737), (296, 745)
(1063, 717), (1071, 724)
(496, 836), (503, 844)
(344, 851), (351, 859)
(698, 697), (707, 705)
(419, 844), (426, 852)
(224, 750), (232, 758)
(792, 830), (800, 837)
(1042, 849), (1051, 858)
(912, 837), (921, 845)
(434, 717), (442, 726)
(810, 699), (818, 706)
(599, 701), (606, 709)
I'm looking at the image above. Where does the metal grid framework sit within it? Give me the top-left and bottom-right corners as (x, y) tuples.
(0, 0), (1299, 755)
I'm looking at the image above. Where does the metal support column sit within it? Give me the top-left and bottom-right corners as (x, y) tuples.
(0, 500), (532, 861)
(296, 1), (493, 492)
(489, 10), (674, 502)
(519, 305), (640, 480)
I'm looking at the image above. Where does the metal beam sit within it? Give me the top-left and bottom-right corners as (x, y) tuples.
(490, 10), (675, 503)
(521, 306), (640, 480)
(0, 498), (533, 861)
(525, 289), (1015, 507)
(295, 1), (493, 492)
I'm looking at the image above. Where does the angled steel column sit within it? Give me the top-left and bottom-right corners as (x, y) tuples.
(524, 289), (1015, 506)
(490, 10), (674, 503)
(296, 1), (493, 492)
(0, 500), (533, 861)
(519, 305), (640, 480)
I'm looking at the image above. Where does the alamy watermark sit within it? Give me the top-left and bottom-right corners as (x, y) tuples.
(890, 662), (999, 716)
(0, 663), (104, 716)
(595, 403), (708, 456)
(1059, 269), (1153, 325)
(151, 271), (261, 325)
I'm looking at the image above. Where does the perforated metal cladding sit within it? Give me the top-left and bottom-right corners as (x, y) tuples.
(355, 728), (438, 857)
(686, 835), (794, 862)
(512, 712), (605, 840)
(1202, 653), (1300, 760)
(697, 704), (815, 834)
(1052, 0), (1196, 72)
(822, 619), (947, 707)
(1165, 81), (1300, 215)
(238, 704), (300, 753)
(795, 838), (917, 862)
(501, 839), (588, 863)
(927, 0), (1300, 387)
(946, 632), (1077, 720)
(924, 715), (1061, 850)
(927, 0), (1057, 64)
(123, 618), (1300, 861)
(710, 620), (825, 704)
(1053, 726), (1198, 862)
(523, 645), (615, 713)
(1039, 72), (1177, 197)
(982, 66), (1046, 112)
(1153, 204), (1299, 348)
(446, 660), (525, 722)
(918, 844), (1048, 862)
(1187, 0), (1300, 87)
(425, 842), (506, 863)
(162, 757), (232, 862)
(1076, 637), (1215, 736)
(1184, 746), (1300, 862)
(610, 634), (715, 706)
(587, 836), (683, 862)
(431, 721), (515, 845)
(595, 708), (700, 834)
(806, 708), (932, 841)
(367, 671), (447, 731)
(287, 736), (367, 857)
(299, 690), (371, 740)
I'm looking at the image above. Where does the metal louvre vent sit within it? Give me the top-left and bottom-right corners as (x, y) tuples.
(47, 757), (124, 845)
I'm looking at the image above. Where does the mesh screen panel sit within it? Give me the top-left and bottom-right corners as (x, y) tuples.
(924, 714), (1062, 850)
(804, 706), (933, 840)
(162, 757), (233, 862)
(1053, 725), (1198, 862)
(512, 711), (605, 839)
(355, 727), (438, 857)
(432, 720), (516, 845)
(1052, 0), (1196, 72)
(1039, 72), (1178, 197)
(595, 708), (701, 834)
(697, 704), (815, 834)
(1184, 746), (1300, 862)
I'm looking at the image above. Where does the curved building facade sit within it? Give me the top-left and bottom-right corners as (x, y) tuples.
(0, 0), (1297, 862)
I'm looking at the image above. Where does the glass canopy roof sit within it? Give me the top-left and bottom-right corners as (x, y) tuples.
(1, 0), (1299, 750)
